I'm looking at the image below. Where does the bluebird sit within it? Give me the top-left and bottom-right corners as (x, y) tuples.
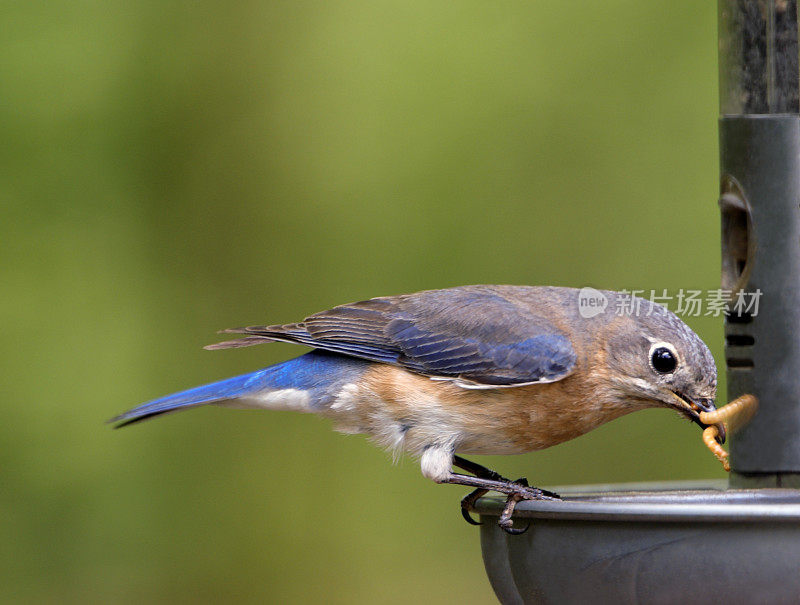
(112, 285), (721, 532)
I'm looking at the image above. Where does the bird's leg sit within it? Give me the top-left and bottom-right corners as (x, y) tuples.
(450, 455), (559, 533)
(453, 455), (506, 481)
(452, 455), (560, 498)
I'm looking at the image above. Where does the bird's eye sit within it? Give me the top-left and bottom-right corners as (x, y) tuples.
(651, 347), (677, 374)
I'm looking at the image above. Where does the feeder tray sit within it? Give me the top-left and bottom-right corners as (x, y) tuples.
(475, 481), (800, 603)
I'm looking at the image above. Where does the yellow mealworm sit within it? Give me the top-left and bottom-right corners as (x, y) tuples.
(702, 425), (730, 472)
(699, 394), (758, 433)
(698, 394), (757, 471)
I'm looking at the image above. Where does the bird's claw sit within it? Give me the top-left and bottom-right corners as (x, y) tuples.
(498, 516), (530, 535)
(494, 478), (548, 534)
(458, 476), (558, 533)
(498, 490), (530, 534)
(461, 507), (482, 526)
(538, 487), (561, 499)
(460, 487), (489, 525)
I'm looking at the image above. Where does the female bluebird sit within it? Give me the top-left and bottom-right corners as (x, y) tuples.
(112, 285), (721, 532)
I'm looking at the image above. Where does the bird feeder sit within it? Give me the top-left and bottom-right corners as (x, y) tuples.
(473, 2), (800, 601)
(720, 0), (800, 486)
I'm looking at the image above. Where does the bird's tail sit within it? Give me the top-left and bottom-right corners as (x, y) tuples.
(109, 350), (369, 427)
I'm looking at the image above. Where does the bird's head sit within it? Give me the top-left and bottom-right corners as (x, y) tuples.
(603, 300), (722, 441)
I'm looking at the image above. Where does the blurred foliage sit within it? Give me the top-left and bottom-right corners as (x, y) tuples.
(2, 2), (721, 603)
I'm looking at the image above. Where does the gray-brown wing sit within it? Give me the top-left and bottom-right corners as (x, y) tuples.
(207, 286), (577, 387)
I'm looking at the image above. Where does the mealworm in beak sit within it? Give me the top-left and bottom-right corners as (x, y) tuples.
(699, 394), (758, 431)
(698, 394), (758, 472)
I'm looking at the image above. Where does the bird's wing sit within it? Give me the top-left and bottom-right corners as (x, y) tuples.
(207, 286), (577, 388)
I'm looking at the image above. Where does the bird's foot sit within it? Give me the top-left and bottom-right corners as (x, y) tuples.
(450, 456), (559, 534)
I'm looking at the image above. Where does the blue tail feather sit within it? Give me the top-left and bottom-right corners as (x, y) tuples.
(110, 350), (370, 427)
(110, 370), (270, 427)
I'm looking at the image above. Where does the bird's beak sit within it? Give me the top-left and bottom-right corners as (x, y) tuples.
(671, 392), (726, 444)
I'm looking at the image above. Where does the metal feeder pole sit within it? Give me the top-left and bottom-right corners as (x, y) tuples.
(719, 0), (800, 486)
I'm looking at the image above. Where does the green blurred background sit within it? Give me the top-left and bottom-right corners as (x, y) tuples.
(3, 2), (722, 603)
